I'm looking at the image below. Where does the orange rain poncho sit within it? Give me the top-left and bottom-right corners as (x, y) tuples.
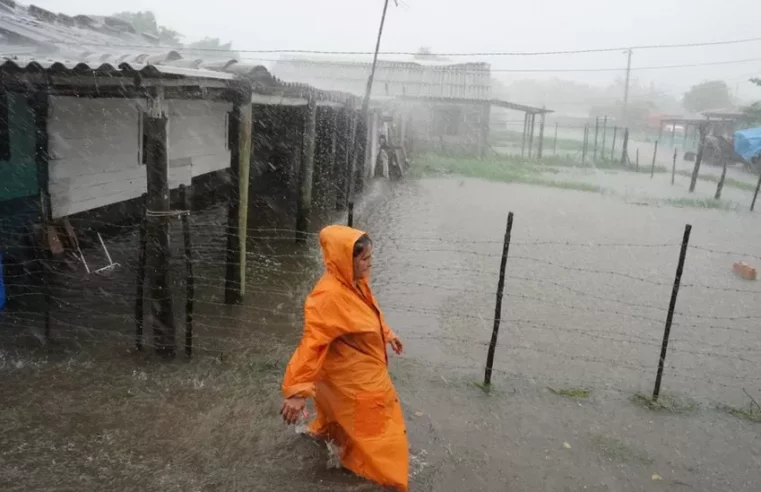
(282, 225), (409, 491)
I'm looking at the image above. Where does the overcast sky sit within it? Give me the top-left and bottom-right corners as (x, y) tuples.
(35, 0), (761, 99)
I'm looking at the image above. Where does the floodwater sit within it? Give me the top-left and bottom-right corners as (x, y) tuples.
(2, 174), (761, 491)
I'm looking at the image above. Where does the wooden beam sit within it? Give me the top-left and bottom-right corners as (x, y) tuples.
(225, 84), (253, 304)
(143, 87), (176, 358)
(295, 94), (317, 243)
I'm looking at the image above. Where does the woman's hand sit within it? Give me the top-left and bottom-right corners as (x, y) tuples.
(280, 397), (308, 425)
(388, 337), (404, 355)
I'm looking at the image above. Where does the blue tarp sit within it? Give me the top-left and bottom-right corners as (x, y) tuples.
(734, 127), (761, 162)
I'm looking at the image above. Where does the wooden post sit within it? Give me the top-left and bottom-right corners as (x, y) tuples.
(296, 94), (317, 243)
(650, 140), (658, 178)
(593, 116), (600, 162)
(751, 172), (761, 211)
(581, 125), (588, 164)
(135, 193), (147, 351)
(553, 123), (558, 155)
(528, 113), (536, 159)
(689, 124), (707, 193)
(671, 148), (677, 185)
(600, 116), (608, 160)
(653, 224), (692, 401)
(620, 128), (630, 166)
(479, 102), (490, 159)
(483, 212), (514, 390)
(536, 111), (546, 160)
(715, 153), (728, 200)
(611, 126), (618, 161)
(636, 148), (640, 172)
(144, 89), (175, 358)
(225, 84), (253, 304)
(520, 113), (528, 159)
(32, 91), (52, 340)
(180, 185), (194, 358)
(329, 108), (340, 208)
(335, 107), (351, 210)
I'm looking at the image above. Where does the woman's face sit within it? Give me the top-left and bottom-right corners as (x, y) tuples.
(353, 243), (373, 280)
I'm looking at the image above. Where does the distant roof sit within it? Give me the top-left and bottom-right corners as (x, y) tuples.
(271, 57), (492, 101)
(0, 3), (360, 104)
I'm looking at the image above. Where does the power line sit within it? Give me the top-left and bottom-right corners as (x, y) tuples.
(51, 35), (761, 58)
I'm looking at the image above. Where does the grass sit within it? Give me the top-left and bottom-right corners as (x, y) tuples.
(661, 197), (733, 210)
(490, 130), (585, 152)
(590, 434), (653, 464)
(631, 393), (698, 414)
(409, 154), (604, 193)
(675, 169), (758, 192)
(547, 386), (591, 399)
(720, 404), (761, 424)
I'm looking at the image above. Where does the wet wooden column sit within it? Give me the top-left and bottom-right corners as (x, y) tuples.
(335, 106), (350, 211)
(536, 111), (546, 160)
(296, 94), (317, 243)
(479, 102), (490, 159)
(144, 87), (175, 357)
(225, 84), (253, 305)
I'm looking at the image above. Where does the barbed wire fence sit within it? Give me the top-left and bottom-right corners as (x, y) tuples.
(1, 204), (760, 409)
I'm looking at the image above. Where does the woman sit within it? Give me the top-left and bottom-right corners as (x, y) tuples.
(280, 225), (409, 491)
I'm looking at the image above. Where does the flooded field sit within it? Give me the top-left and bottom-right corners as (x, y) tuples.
(2, 167), (761, 491)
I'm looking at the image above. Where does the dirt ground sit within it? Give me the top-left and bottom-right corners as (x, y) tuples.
(2, 170), (761, 491)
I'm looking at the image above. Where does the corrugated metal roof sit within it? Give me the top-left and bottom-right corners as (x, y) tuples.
(0, 2), (361, 104)
(0, 55), (237, 80)
(271, 57), (493, 101)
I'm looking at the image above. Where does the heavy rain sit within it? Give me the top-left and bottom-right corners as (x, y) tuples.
(1, 1), (761, 491)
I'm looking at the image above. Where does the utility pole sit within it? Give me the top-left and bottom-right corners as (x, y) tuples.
(622, 49), (633, 127)
(348, 0), (391, 201)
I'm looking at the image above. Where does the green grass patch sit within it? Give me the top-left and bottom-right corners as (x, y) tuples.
(548, 386), (591, 399)
(490, 131), (584, 152)
(720, 405), (761, 423)
(631, 393), (698, 414)
(590, 434), (654, 464)
(675, 170), (757, 192)
(410, 154), (604, 193)
(662, 197), (733, 210)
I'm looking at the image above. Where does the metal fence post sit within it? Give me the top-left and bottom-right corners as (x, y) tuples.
(653, 223), (692, 401)
(483, 212), (514, 390)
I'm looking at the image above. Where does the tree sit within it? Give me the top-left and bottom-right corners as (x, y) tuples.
(682, 80), (732, 113)
(113, 11), (182, 45)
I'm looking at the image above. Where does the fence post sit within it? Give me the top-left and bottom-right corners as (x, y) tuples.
(689, 124), (707, 193)
(593, 116), (599, 162)
(752, 172), (761, 211)
(650, 140), (659, 178)
(144, 91), (176, 358)
(347, 201), (354, 227)
(715, 153), (728, 200)
(581, 126), (588, 164)
(553, 123), (558, 155)
(180, 185), (194, 358)
(601, 116), (608, 160)
(636, 148), (640, 172)
(135, 193), (147, 351)
(620, 128), (630, 167)
(611, 127), (618, 162)
(652, 223), (692, 401)
(671, 148), (677, 185)
(483, 212), (514, 390)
